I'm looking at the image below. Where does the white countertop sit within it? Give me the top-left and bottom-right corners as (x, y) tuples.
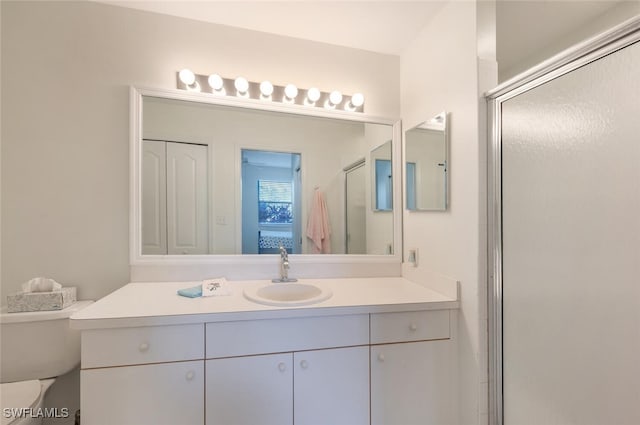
(70, 277), (459, 330)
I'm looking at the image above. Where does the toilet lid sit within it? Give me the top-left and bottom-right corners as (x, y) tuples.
(0, 380), (41, 425)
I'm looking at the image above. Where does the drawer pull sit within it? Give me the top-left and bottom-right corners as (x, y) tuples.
(409, 323), (418, 332)
(138, 342), (150, 352)
(300, 360), (309, 369)
(378, 353), (385, 362)
(185, 370), (195, 381)
(278, 362), (287, 372)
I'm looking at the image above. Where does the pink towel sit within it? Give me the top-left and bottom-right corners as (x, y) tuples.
(306, 189), (331, 254)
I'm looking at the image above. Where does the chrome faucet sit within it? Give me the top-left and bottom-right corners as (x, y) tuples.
(273, 244), (297, 283)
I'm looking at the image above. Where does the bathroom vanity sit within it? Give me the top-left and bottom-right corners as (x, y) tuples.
(71, 277), (458, 425)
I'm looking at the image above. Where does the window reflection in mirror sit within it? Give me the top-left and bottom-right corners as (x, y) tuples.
(404, 112), (448, 211)
(140, 95), (395, 255)
(241, 149), (302, 254)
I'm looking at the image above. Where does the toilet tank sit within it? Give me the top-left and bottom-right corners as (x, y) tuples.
(0, 300), (93, 383)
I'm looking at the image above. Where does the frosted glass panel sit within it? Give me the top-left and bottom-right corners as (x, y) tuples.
(502, 41), (640, 424)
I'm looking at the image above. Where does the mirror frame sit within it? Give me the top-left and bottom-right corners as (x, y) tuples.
(403, 112), (449, 212)
(130, 86), (402, 266)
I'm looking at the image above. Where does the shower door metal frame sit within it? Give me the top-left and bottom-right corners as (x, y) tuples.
(343, 158), (366, 254)
(486, 16), (640, 425)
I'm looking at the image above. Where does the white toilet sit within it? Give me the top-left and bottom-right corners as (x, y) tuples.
(0, 301), (93, 425)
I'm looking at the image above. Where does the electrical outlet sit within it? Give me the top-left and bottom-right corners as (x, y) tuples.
(408, 248), (419, 267)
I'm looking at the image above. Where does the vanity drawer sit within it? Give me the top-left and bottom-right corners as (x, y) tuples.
(206, 314), (369, 358)
(81, 324), (204, 368)
(370, 310), (450, 344)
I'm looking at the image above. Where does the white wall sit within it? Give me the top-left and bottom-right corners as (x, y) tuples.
(400, 2), (494, 424)
(498, 1), (640, 81)
(1, 0), (400, 302)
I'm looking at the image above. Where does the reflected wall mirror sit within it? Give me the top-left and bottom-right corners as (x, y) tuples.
(131, 87), (401, 261)
(405, 112), (448, 211)
(371, 141), (393, 212)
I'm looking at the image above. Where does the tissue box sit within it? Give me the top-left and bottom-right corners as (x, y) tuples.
(7, 287), (77, 313)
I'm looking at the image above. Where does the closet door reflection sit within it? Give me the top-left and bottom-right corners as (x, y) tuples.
(501, 41), (640, 424)
(142, 140), (167, 254)
(142, 140), (209, 255)
(345, 162), (366, 254)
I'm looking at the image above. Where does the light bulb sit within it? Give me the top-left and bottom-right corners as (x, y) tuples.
(208, 74), (224, 91)
(260, 81), (274, 97)
(329, 90), (343, 106)
(234, 77), (249, 95)
(284, 84), (298, 101)
(306, 87), (321, 103)
(179, 69), (196, 86)
(350, 93), (364, 108)
(325, 90), (343, 109)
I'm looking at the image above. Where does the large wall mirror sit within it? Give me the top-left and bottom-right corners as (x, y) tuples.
(405, 112), (448, 211)
(131, 87), (401, 261)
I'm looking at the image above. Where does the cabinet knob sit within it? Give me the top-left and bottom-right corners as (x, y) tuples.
(278, 362), (286, 372)
(185, 370), (195, 381)
(409, 323), (418, 332)
(300, 360), (309, 369)
(138, 342), (150, 352)
(378, 353), (385, 362)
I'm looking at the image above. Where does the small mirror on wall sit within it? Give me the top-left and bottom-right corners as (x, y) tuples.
(371, 140), (393, 211)
(405, 112), (448, 211)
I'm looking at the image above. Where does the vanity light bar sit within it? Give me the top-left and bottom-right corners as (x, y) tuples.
(176, 69), (365, 113)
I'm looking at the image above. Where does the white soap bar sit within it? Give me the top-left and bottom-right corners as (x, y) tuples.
(202, 278), (231, 297)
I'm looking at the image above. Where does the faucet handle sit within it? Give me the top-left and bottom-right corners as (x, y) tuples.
(273, 243), (296, 283)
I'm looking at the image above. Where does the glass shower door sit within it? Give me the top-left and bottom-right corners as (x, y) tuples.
(500, 40), (640, 424)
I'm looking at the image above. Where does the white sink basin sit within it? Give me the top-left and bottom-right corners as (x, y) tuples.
(243, 282), (333, 307)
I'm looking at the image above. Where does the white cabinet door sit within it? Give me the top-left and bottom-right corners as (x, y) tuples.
(141, 140), (167, 255)
(294, 346), (370, 425)
(166, 142), (208, 254)
(206, 353), (293, 425)
(81, 360), (204, 425)
(371, 340), (455, 425)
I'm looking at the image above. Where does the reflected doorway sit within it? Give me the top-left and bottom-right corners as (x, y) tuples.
(241, 149), (302, 254)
